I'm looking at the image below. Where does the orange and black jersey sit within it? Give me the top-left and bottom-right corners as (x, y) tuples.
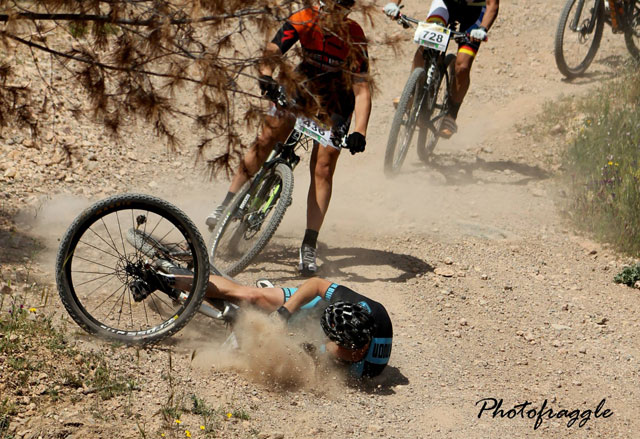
(272, 6), (369, 78)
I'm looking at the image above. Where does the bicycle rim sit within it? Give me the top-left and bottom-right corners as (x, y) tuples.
(384, 67), (427, 176)
(210, 163), (293, 276)
(55, 193), (209, 344)
(624, 1), (640, 61)
(554, 0), (605, 78)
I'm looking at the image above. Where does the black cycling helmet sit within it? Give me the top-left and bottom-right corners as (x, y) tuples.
(321, 302), (374, 350)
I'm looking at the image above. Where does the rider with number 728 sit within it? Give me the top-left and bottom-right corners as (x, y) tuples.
(206, 0), (372, 277)
(383, 0), (499, 138)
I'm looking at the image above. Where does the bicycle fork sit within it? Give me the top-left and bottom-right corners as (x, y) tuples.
(570, 0), (600, 33)
(416, 60), (442, 131)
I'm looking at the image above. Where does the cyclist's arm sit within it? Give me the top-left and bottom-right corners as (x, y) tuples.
(259, 42), (283, 77)
(281, 278), (333, 314)
(352, 79), (372, 137)
(481, 0), (499, 30)
(262, 19), (301, 76)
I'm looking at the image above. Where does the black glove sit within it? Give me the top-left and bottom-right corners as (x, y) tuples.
(258, 74), (279, 100)
(346, 132), (366, 155)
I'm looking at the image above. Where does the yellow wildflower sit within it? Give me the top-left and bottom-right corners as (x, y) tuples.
(185, 431), (191, 438)
(608, 161), (613, 166)
(200, 426), (205, 431)
(175, 419), (182, 424)
(226, 413), (232, 418)
(28, 308), (37, 313)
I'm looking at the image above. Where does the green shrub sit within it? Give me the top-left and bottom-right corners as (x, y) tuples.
(564, 65), (640, 255)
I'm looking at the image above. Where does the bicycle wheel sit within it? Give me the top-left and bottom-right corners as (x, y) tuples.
(554, 0), (605, 79)
(209, 163), (293, 277)
(417, 53), (456, 163)
(384, 67), (427, 176)
(624, 0), (640, 61)
(55, 193), (209, 345)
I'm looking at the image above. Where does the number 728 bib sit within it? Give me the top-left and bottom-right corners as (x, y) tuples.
(414, 22), (451, 53)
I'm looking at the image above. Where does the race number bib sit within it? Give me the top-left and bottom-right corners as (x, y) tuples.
(294, 116), (335, 148)
(414, 22), (451, 52)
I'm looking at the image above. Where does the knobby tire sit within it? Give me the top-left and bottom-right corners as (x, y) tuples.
(55, 193), (209, 345)
(209, 163), (293, 277)
(384, 67), (427, 176)
(624, 0), (640, 60)
(554, 0), (605, 78)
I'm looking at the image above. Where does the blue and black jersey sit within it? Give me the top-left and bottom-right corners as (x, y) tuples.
(283, 283), (392, 379)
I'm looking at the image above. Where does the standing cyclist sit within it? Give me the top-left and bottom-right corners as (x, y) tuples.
(206, 0), (372, 276)
(383, 0), (499, 138)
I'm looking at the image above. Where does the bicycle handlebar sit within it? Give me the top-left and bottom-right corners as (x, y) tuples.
(266, 87), (351, 151)
(395, 13), (488, 43)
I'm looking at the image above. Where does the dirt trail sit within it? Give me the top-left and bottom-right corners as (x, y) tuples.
(3, 0), (640, 438)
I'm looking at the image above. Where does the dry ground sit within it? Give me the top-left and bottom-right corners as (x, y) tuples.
(1, 1), (640, 438)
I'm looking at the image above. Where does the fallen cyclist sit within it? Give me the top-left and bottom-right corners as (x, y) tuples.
(138, 261), (393, 379)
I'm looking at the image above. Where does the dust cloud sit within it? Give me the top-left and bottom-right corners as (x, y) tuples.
(191, 308), (347, 393)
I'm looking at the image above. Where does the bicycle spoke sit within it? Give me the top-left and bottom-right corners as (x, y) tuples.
(57, 194), (209, 344)
(99, 217), (126, 260)
(73, 272), (117, 288)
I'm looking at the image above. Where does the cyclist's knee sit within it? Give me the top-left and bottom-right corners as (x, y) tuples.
(454, 61), (472, 81)
(312, 155), (337, 182)
(314, 165), (333, 183)
(241, 145), (268, 176)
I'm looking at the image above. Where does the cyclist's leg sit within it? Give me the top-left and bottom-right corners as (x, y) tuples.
(158, 271), (286, 310)
(205, 274), (285, 311)
(441, 4), (485, 137)
(207, 110), (294, 226)
(450, 51), (476, 109)
(306, 143), (341, 233)
(229, 111), (294, 193)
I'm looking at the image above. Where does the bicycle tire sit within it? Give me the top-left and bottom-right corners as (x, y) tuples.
(554, 0), (605, 79)
(624, 0), (640, 61)
(209, 163), (293, 277)
(55, 193), (209, 345)
(384, 67), (427, 176)
(417, 53), (456, 163)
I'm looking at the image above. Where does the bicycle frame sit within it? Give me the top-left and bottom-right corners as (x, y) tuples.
(418, 49), (447, 132)
(396, 14), (467, 133)
(231, 118), (332, 236)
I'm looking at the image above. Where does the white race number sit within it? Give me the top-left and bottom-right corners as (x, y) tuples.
(414, 22), (451, 53)
(294, 116), (336, 149)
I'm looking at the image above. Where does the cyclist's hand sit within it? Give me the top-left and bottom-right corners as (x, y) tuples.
(258, 74), (279, 99)
(469, 26), (488, 42)
(346, 132), (366, 155)
(383, 2), (401, 19)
